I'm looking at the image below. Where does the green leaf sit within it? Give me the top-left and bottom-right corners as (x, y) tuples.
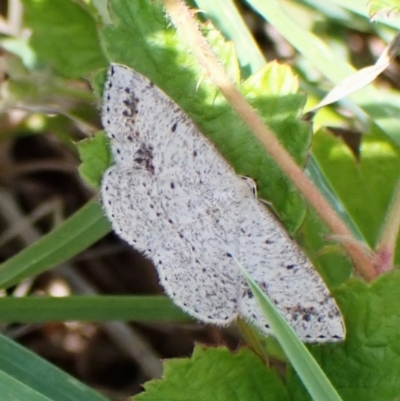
(288, 270), (400, 401)
(0, 333), (108, 401)
(134, 345), (290, 401)
(21, 0), (107, 77)
(78, 132), (112, 188)
(312, 126), (400, 248)
(0, 201), (111, 289)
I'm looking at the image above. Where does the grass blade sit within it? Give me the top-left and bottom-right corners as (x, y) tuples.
(0, 200), (111, 289)
(235, 258), (344, 401)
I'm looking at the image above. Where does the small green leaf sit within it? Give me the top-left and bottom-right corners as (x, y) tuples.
(134, 345), (290, 401)
(78, 132), (112, 188)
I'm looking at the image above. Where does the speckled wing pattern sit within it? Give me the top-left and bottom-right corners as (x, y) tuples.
(101, 63), (345, 342)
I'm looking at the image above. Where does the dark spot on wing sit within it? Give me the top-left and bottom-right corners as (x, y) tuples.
(134, 143), (155, 174)
(120, 94), (139, 119)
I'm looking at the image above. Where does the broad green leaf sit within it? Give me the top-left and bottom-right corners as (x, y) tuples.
(0, 201), (110, 289)
(312, 126), (400, 248)
(288, 270), (400, 401)
(21, 0), (107, 78)
(134, 345), (290, 401)
(0, 296), (187, 323)
(0, 333), (108, 401)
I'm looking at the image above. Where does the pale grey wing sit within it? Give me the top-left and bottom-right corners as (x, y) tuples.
(102, 165), (241, 325)
(103, 64), (230, 179)
(102, 64), (145, 165)
(238, 200), (345, 342)
(102, 64), (244, 324)
(102, 63), (181, 169)
(101, 167), (169, 255)
(152, 216), (241, 325)
(152, 175), (243, 325)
